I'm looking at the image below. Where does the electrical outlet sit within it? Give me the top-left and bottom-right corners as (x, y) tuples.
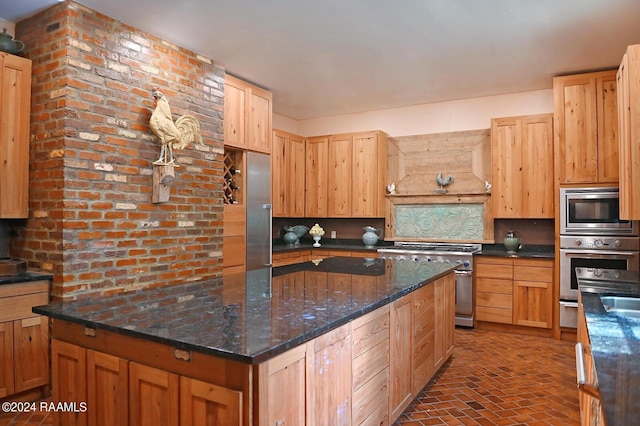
(331, 230), (337, 239)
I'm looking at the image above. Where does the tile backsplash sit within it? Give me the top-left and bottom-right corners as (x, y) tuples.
(393, 204), (484, 241)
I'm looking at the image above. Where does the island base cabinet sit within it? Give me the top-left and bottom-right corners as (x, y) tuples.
(52, 338), (244, 426)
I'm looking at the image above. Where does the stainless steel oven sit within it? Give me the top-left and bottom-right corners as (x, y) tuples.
(377, 242), (481, 327)
(559, 235), (640, 328)
(560, 187), (637, 235)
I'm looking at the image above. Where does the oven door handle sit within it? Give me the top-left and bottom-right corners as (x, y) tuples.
(454, 270), (473, 276)
(561, 249), (638, 257)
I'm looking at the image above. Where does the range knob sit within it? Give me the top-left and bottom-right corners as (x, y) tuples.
(456, 260), (463, 265)
(426, 257), (432, 262)
(443, 259), (450, 264)
(463, 260), (471, 268)
(593, 239), (604, 248)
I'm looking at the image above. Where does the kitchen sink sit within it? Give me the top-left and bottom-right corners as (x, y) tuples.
(600, 296), (640, 319)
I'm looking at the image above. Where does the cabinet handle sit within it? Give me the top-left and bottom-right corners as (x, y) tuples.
(84, 327), (97, 337)
(174, 348), (192, 361)
(575, 343), (601, 399)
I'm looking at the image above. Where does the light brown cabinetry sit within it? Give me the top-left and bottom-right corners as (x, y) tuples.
(0, 52), (31, 218)
(434, 273), (455, 369)
(52, 338), (243, 426)
(617, 44), (640, 219)
(305, 131), (387, 218)
(272, 129), (305, 217)
(389, 294), (413, 420)
(224, 74), (272, 154)
(553, 70), (619, 184)
(491, 114), (554, 218)
(475, 256), (553, 330)
(0, 280), (49, 399)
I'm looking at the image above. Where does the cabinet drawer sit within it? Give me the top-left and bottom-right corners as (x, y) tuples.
(476, 292), (512, 309)
(352, 307), (389, 358)
(513, 265), (553, 282)
(0, 292), (49, 322)
(352, 367), (389, 426)
(476, 277), (513, 294)
(476, 306), (513, 324)
(352, 339), (389, 390)
(475, 262), (513, 279)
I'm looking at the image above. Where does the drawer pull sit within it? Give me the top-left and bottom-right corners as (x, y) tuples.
(575, 343), (601, 399)
(174, 349), (192, 361)
(84, 327), (97, 337)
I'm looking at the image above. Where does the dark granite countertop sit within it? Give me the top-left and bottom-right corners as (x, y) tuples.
(272, 237), (392, 253)
(0, 271), (53, 285)
(33, 257), (457, 364)
(577, 268), (640, 426)
(476, 244), (555, 259)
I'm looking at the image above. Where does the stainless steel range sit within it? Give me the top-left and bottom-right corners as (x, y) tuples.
(377, 242), (482, 327)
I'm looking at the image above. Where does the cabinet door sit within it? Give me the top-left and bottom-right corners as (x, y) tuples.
(491, 117), (523, 217)
(352, 132), (383, 217)
(434, 274), (455, 370)
(129, 362), (179, 426)
(0, 53), (31, 218)
(289, 134), (306, 217)
(180, 376), (243, 426)
(389, 294), (412, 420)
(247, 85), (272, 154)
(305, 136), (329, 217)
(618, 53), (632, 219)
(271, 131), (287, 216)
(52, 339), (88, 426)
(0, 321), (14, 397)
(553, 74), (598, 184)
(412, 283), (434, 394)
(596, 74), (619, 183)
(13, 316), (49, 393)
(513, 259), (553, 329)
(264, 345), (307, 426)
(327, 134), (353, 217)
(87, 350), (129, 426)
(522, 114), (553, 218)
(307, 324), (352, 426)
(223, 76), (247, 149)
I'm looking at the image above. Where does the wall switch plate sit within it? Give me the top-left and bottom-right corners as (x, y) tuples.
(331, 230), (337, 239)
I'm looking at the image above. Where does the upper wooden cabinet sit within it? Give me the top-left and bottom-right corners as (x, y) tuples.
(491, 114), (554, 218)
(0, 53), (31, 218)
(224, 74), (272, 154)
(617, 44), (640, 219)
(553, 70), (619, 184)
(272, 129), (305, 217)
(306, 130), (387, 218)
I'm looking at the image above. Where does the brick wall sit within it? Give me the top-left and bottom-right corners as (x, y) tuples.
(14, 1), (225, 300)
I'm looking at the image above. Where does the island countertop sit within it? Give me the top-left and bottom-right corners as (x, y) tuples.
(34, 257), (457, 364)
(577, 268), (640, 426)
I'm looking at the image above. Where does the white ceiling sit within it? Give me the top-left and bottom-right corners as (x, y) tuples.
(2, 0), (640, 120)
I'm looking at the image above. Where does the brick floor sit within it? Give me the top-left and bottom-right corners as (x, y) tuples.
(0, 328), (580, 426)
(394, 328), (580, 425)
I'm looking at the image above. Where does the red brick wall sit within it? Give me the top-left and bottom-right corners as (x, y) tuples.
(14, 1), (224, 300)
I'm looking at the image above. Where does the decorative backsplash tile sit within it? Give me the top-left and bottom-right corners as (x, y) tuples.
(394, 204), (484, 240)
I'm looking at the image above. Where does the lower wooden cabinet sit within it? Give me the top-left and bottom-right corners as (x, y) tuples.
(577, 294), (605, 425)
(0, 280), (50, 399)
(52, 339), (242, 426)
(475, 256), (553, 330)
(50, 271), (456, 426)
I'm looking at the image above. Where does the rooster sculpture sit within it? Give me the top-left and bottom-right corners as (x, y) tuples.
(149, 88), (202, 165)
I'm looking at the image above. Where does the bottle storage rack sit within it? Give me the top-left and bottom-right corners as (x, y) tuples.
(223, 149), (243, 205)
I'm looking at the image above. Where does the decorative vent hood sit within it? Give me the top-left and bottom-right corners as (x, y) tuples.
(385, 129), (493, 242)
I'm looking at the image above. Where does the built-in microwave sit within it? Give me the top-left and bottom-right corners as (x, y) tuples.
(559, 187), (638, 236)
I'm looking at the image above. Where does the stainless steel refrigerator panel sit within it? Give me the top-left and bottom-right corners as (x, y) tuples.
(246, 152), (272, 271)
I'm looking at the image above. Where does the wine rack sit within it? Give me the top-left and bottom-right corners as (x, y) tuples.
(223, 149), (243, 205)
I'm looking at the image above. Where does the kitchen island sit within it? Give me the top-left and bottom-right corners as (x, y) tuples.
(577, 268), (640, 426)
(34, 256), (457, 426)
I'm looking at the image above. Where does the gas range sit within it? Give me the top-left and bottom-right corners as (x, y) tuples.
(377, 242), (481, 271)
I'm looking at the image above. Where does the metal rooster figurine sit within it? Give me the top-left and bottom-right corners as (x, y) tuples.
(435, 171), (453, 194)
(149, 88), (202, 165)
